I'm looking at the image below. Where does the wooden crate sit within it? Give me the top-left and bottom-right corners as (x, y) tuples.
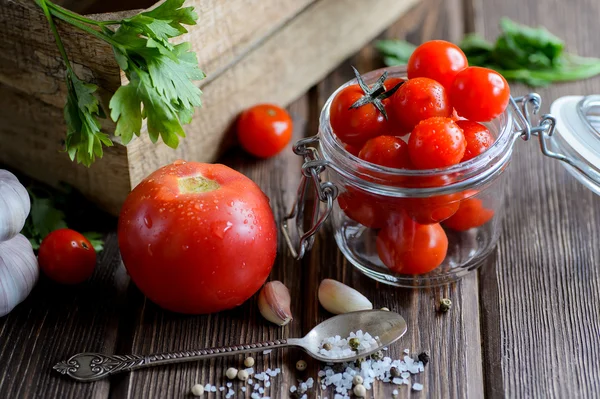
(0, 0), (418, 215)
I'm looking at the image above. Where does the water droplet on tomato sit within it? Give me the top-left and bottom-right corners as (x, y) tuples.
(143, 216), (153, 228)
(194, 203), (203, 210)
(173, 159), (186, 165)
(244, 219), (248, 224)
(147, 244), (153, 256)
(182, 245), (189, 251)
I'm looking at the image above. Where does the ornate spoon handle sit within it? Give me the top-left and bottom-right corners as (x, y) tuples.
(54, 339), (295, 382)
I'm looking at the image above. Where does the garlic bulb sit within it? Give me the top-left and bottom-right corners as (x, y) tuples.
(0, 170), (31, 242)
(0, 234), (39, 317)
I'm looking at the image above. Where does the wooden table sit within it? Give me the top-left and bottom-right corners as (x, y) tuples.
(2, 0), (600, 397)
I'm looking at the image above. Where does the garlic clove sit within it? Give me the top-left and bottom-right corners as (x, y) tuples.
(318, 279), (373, 314)
(258, 281), (293, 326)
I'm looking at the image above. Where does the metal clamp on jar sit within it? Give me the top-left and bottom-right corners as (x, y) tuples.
(282, 66), (600, 287)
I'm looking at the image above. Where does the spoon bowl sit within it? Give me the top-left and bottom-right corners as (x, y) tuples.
(290, 310), (407, 363)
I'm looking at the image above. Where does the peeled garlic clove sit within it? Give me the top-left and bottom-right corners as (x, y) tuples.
(318, 279), (372, 314)
(258, 281), (293, 326)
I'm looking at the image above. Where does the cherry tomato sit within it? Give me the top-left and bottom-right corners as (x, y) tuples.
(38, 229), (96, 285)
(389, 78), (452, 133)
(330, 84), (387, 147)
(451, 67), (510, 122)
(376, 213), (448, 274)
(118, 161), (277, 314)
(408, 117), (466, 169)
(343, 143), (362, 157)
(382, 77), (410, 136)
(456, 120), (495, 161)
(358, 136), (411, 169)
(407, 40), (468, 92)
(443, 197), (494, 231)
(338, 188), (387, 229)
(400, 175), (460, 224)
(237, 104), (293, 158)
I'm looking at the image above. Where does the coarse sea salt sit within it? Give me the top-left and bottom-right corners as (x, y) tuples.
(412, 383), (424, 391)
(263, 349), (272, 355)
(317, 351), (426, 397)
(316, 330), (379, 359)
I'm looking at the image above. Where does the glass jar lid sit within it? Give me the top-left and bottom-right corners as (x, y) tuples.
(549, 95), (600, 194)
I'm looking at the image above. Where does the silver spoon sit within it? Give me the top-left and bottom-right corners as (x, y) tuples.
(53, 310), (407, 382)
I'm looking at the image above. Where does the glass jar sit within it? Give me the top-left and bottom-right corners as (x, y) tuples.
(282, 66), (600, 287)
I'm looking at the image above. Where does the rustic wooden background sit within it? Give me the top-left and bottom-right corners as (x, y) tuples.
(1, 0), (600, 397)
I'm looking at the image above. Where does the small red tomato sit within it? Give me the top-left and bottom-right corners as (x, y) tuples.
(408, 117), (466, 169)
(118, 161), (277, 314)
(338, 188), (387, 229)
(451, 67), (510, 122)
(358, 136), (411, 169)
(376, 213), (448, 274)
(237, 104), (293, 158)
(407, 40), (468, 92)
(456, 120), (495, 161)
(382, 77), (410, 137)
(38, 229), (96, 284)
(401, 175), (460, 224)
(330, 84), (387, 147)
(389, 78), (452, 132)
(343, 143), (362, 157)
(443, 197), (494, 231)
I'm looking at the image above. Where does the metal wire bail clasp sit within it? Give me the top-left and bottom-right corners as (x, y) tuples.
(511, 94), (600, 184)
(281, 136), (338, 259)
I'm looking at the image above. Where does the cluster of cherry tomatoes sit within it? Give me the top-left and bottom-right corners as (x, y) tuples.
(331, 40), (509, 275)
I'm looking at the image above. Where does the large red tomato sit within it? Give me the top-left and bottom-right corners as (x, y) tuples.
(118, 161), (277, 314)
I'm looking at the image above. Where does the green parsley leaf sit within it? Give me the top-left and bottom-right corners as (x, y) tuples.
(63, 71), (112, 166)
(82, 232), (105, 252)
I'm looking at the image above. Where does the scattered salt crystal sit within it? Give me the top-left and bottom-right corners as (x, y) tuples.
(248, 379), (253, 385)
(244, 367), (255, 375)
(263, 349), (272, 355)
(255, 373), (265, 381)
(412, 383), (424, 391)
(301, 382), (308, 391)
(290, 386), (297, 393)
(204, 384), (211, 391)
(404, 349), (410, 354)
(259, 387), (264, 394)
(300, 395), (307, 399)
(393, 389), (399, 395)
(219, 387), (225, 392)
(241, 387), (246, 392)
(226, 382), (232, 388)
(392, 377), (403, 385)
(210, 386), (216, 392)
(401, 372), (410, 379)
(227, 389), (234, 396)
(254, 383), (260, 390)
(265, 381), (271, 387)
(251, 393), (260, 399)
(306, 377), (314, 388)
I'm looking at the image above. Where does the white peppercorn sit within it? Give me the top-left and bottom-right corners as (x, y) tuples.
(190, 384), (204, 396)
(353, 384), (366, 397)
(244, 356), (255, 367)
(225, 367), (238, 380)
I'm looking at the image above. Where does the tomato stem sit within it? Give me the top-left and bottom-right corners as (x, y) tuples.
(178, 176), (220, 194)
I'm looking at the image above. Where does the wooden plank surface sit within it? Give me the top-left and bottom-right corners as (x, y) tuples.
(473, 0), (600, 397)
(2, 0), (600, 398)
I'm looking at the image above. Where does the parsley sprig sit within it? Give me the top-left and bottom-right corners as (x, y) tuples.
(36, 0), (205, 166)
